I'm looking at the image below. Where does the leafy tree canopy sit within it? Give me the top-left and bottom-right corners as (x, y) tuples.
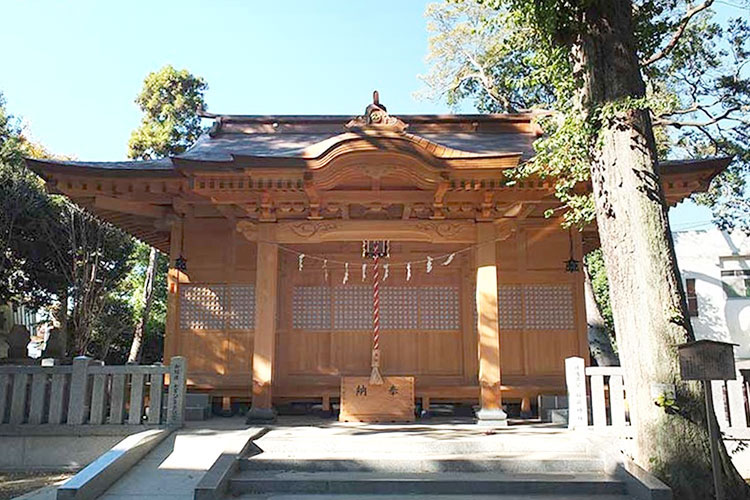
(419, 0), (750, 231)
(128, 65), (208, 160)
(0, 94), (65, 309)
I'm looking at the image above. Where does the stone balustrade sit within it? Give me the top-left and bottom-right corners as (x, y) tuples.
(0, 356), (186, 428)
(565, 356), (750, 437)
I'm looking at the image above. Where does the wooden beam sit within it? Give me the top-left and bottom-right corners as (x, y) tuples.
(94, 195), (167, 218)
(250, 225), (279, 418)
(163, 218), (183, 361)
(256, 220), (479, 244)
(475, 222), (506, 425)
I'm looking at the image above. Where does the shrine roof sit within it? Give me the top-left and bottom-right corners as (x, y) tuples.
(178, 129), (538, 162)
(24, 104), (731, 182)
(25, 111), (543, 175)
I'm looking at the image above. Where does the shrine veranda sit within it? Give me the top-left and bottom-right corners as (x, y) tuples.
(27, 97), (730, 419)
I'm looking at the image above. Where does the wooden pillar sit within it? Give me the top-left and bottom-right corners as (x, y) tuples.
(475, 222), (507, 426)
(163, 217), (183, 361)
(247, 224), (279, 422)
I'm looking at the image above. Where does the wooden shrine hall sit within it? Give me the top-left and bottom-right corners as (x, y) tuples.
(27, 93), (730, 423)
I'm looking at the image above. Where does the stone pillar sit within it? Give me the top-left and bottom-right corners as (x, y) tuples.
(7, 324), (30, 359)
(475, 223), (507, 426)
(42, 327), (66, 359)
(247, 224), (279, 423)
(167, 356), (188, 426)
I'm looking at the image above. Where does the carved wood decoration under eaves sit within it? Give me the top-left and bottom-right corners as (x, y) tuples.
(236, 219), (478, 243)
(309, 151), (448, 191)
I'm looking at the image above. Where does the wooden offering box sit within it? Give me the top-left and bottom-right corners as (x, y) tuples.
(340, 376), (415, 423)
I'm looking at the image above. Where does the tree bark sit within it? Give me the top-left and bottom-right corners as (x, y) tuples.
(52, 286), (69, 357)
(583, 266), (618, 366)
(570, 1), (749, 497)
(127, 247), (157, 364)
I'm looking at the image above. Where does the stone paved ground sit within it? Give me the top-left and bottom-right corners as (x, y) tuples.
(0, 472), (71, 500)
(9, 415), (750, 499)
(12, 417), (258, 500)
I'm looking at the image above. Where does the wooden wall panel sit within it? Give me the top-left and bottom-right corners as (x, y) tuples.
(168, 219), (588, 401)
(226, 332), (253, 374)
(180, 330), (226, 375)
(525, 331), (579, 375)
(524, 227), (569, 271)
(331, 331), (371, 375)
(499, 331), (524, 375)
(175, 225), (256, 389)
(380, 332), (419, 374)
(417, 332), (462, 375)
(282, 331), (332, 375)
(496, 233), (518, 271)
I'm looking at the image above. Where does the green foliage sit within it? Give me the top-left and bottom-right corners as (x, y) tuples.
(43, 202), (136, 355)
(128, 65), (208, 160)
(0, 94), (65, 309)
(417, 2), (561, 112)
(1, 91), (139, 356)
(421, 0), (750, 231)
(118, 242), (168, 363)
(654, 394), (681, 414)
(122, 65), (209, 361)
(584, 249), (615, 335)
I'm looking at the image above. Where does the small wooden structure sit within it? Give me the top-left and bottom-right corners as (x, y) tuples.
(340, 376), (415, 422)
(27, 93), (730, 421)
(678, 339), (737, 381)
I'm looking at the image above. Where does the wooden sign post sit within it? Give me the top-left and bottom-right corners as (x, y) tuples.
(678, 339), (738, 500)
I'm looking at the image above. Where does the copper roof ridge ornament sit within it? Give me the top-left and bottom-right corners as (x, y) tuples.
(345, 90), (408, 133)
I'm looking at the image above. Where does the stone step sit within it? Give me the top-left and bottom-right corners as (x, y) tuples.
(229, 470), (629, 496)
(239, 456), (607, 474)
(252, 435), (594, 456)
(232, 495), (635, 500)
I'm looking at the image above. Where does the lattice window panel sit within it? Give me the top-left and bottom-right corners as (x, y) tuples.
(333, 286), (373, 330)
(380, 287), (418, 330)
(179, 285), (227, 330)
(419, 286), (460, 330)
(498, 285), (523, 330)
(228, 285), (255, 330)
(524, 284), (575, 330)
(292, 286), (332, 330)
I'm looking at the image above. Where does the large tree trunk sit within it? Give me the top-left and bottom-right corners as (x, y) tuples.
(127, 247), (157, 364)
(52, 286), (69, 357)
(583, 266), (618, 366)
(571, 1), (749, 497)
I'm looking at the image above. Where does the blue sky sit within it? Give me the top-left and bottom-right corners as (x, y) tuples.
(1, 0), (729, 229)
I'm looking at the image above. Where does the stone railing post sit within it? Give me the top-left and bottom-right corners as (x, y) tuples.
(565, 356), (588, 429)
(166, 356), (187, 427)
(68, 356), (92, 425)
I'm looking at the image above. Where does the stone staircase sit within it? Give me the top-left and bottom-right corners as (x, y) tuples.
(229, 457), (631, 498)
(217, 422), (666, 499)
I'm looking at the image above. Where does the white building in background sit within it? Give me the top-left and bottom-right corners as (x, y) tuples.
(673, 228), (750, 361)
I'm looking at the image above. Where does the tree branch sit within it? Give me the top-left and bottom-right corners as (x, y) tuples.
(652, 106), (742, 127)
(640, 0), (715, 67)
